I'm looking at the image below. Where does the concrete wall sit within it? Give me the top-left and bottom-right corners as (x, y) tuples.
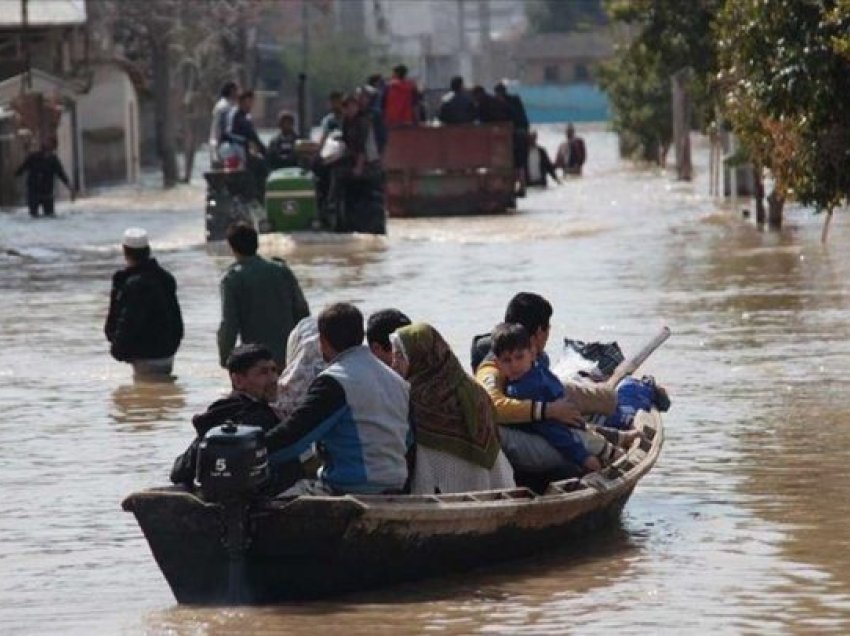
(75, 64), (139, 187)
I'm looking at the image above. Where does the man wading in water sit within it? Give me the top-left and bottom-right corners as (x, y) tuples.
(104, 228), (184, 379)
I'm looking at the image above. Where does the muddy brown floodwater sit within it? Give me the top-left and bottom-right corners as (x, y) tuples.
(2, 126), (850, 634)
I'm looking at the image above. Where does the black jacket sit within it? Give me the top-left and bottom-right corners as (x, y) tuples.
(15, 151), (70, 197)
(104, 258), (184, 362)
(438, 91), (476, 125)
(170, 392), (281, 486)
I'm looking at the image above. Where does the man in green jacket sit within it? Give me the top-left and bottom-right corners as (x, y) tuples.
(217, 222), (310, 368)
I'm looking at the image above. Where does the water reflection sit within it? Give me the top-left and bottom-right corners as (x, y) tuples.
(145, 523), (640, 635)
(110, 379), (186, 429)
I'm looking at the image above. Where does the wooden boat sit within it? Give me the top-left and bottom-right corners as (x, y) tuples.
(122, 409), (663, 604)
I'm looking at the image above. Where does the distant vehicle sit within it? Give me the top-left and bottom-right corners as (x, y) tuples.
(384, 123), (516, 217)
(203, 139), (385, 241)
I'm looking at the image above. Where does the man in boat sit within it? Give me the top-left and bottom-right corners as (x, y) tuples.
(366, 308), (412, 366)
(474, 293), (617, 480)
(438, 76), (476, 125)
(526, 131), (561, 188)
(170, 344), (304, 491)
(263, 302), (411, 496)
(217, 223), (310, 370)
(266, 110), (300, 171)
(554, 123), (587, 176)
(104, 228), (184, 378)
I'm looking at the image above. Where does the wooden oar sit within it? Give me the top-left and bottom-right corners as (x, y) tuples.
(604, 326), (671, 390)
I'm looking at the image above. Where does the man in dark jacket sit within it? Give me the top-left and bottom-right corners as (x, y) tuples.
(217, 222), (310, 369)
(104, 228), (184, 378)
(266, 110), (300, 171)
(170, 344), (304, 491)
(224, 90), (268, 201)
(15, 138), (75, 217)
(494, 82), (531, 195)
(438, 76), (476, 125)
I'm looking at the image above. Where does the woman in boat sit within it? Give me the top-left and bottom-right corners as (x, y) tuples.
(391, 323), (515, 494)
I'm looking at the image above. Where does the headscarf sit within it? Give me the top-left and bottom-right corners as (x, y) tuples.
(394, 323), (501, 469)
(274, 317), (325, 420)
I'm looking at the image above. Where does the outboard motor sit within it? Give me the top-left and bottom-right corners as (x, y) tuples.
(196, 421), (269, 501)
(195, 421), (269, 603)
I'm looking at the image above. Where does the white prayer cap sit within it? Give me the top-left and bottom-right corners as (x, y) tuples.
(122, 227), (149, 249)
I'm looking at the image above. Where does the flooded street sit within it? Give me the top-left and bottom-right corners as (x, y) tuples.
(2, 126), (850, 634)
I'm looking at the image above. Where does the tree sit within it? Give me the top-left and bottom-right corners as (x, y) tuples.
(599, 0), (721, 164)
(717, 0), (850, 234)
(87, 0), (261, 187)
(526, 0), (608, 33)
(281, 35), (378, 121)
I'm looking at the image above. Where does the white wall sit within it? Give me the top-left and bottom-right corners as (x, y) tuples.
(75, 65), (139, 186)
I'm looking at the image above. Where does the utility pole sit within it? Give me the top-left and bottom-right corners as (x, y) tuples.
(22, 0), (32, 90)
(457, 0), (472, 80)
(477, 0), (491, 87)
(300, 0), (312, 133)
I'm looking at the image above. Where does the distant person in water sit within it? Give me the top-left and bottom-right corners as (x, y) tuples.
(526, 131), (560, 187)
(555, 123), (586, 176)
(15, 137), (75, 217)
(104, 228), (184, 378)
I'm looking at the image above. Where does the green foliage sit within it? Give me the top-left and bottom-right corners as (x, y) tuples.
(280, 36), (379, 121)
(526, 0), (608, 34)
(600, 0), (722, 164)
(598, 43), (671, 162)
(717, 0), (850, 211)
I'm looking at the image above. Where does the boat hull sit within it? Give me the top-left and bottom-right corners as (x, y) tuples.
(123, 411), (663, 603)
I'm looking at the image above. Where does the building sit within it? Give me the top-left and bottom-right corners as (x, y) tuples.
(0, 0), (141, 206)
(491, 31), (613, 85)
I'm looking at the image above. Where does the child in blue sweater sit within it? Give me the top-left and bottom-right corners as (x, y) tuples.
(491, 323), (637, 473)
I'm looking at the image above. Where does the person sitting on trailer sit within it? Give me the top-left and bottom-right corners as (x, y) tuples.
(438, 76), (476, 125)
(526, 131), (561, 188)
(264, 303), (411, 496)
(266, 111), (301, 171)
(169, 344), (305, 493)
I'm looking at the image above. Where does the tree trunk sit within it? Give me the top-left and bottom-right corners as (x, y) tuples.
(753, 164), (766, 224)
(767, 189), (784, 229)
(670, 69), (692, 181)
(151, 34), (178, 188)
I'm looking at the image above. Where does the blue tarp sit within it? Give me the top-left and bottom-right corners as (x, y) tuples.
(515, 83), (611, 124)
